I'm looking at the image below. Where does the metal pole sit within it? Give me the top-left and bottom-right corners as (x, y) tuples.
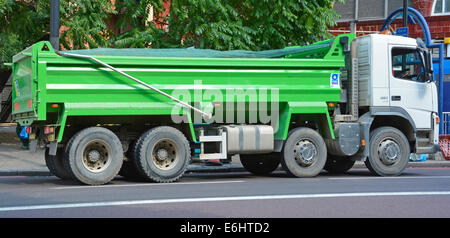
(438, 44), (444, 134)
(401, 0), (408, 76)
(50, 0), (60, 51)
(403, 0), (408, 27)
(350, 21), (357, 34)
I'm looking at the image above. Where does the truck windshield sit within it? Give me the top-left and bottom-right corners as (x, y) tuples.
(392, 48), (426, 82)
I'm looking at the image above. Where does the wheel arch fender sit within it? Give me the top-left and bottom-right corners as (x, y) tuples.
(358, 109), (416, 160)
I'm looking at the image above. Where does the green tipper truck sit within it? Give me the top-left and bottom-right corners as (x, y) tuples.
(11, 33), (439, 185)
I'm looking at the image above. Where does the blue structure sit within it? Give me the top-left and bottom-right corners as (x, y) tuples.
(381, 7), (446, 134)
(434, 60), (450, 111)
(434, 59), (450, 134)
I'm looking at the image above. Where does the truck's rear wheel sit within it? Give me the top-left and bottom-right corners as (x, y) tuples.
(281, 127), (327, 177)
(65, 127), (124, 185)
(45, 147), (72, 180)
(324, 155), (355, 174)
(365, 126), (410, 176)
(134, 126), (190, 183)
(240, 153), (281, 175)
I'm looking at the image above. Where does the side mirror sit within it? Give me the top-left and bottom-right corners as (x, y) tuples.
(423, 50), (434, 83)
(416, 39), (434, 83)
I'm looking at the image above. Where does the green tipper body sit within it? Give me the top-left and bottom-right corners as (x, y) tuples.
(11, 34), (355, 143)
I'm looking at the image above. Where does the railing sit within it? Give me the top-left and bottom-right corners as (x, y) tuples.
(443, 112), (450, 135)
(439, 112), (450, 160)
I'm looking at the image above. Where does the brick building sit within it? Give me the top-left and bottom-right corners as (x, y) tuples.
(330, 0), (450, 42)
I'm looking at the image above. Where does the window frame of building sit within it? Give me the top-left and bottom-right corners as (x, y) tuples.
(432, 0), (450, 16)
(334, 0), (415, 22)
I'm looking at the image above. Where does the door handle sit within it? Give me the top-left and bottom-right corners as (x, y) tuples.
(391, 95), (401, 101)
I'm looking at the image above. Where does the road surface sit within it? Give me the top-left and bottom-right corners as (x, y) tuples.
(0, 167), (449, 218)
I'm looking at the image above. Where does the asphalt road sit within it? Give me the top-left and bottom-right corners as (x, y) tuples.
(0, 167), (449, 218)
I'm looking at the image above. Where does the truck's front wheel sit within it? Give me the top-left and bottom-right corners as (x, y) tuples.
(65, 127), (124, 185)
(281, 127), (327, 177)
(365, 127), (410, 176)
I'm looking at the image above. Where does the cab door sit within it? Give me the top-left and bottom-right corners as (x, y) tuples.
(388, 46), (434, 129)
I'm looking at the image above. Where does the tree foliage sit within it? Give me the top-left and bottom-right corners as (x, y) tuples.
(0, 0), (343, 72)
(0, 0), (49, 71)
(112, 0), (343, 50)
(161, 0), (343, 50)
(0, 0), (116, 71)
(111, 0), (165, 48)
(60, 0), (116, 50)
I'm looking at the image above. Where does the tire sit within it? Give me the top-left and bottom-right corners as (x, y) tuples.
(324, 155), (355, 174)
(281, 127), (327, 177)
(240, 153), (281, 176)
(134, 126), (190, 183)
(64, 127), (124, 185)
(365, 126), (410, 176)
(44, 147), (72, 180)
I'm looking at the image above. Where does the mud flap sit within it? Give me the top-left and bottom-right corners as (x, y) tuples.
(29, 139), (38, 153)
(48, 141), (58, 156)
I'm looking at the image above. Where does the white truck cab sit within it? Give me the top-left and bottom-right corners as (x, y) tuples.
(330, 33), (439, 176)
(356, 34), (438, 145)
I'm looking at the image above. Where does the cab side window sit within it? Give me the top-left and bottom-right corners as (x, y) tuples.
(391, 48), (426, 82)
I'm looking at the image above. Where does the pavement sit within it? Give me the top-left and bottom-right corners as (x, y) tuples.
(0, 124), (449, 177)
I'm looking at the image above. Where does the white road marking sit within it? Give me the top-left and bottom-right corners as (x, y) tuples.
(1, 191), (449, 212)
(51, 180), (245, 190)
(328, 176), (450, 180)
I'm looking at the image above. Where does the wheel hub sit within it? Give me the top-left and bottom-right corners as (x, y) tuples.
(156, 149), (169, 161)
(294, 140), (317, 167)
(87, 150), (101, 163)
(152, 139), (178, 170)
(378, 139), (400, 165)
(82, 139), (111, 173)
